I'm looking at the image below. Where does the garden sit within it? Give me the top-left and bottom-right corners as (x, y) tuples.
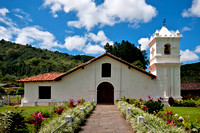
(116, 96), (200, 133)
(0, 86), (23, 105)
(0, 98), (96, 132)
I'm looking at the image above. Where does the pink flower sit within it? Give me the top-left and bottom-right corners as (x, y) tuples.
(166, 110), (174, 116)
(70, 99), (74, 102)
(167, 120), (173, 125)
(56, 106), (64, 115)
(148, 95), (151, 99)
(77, 99), (81, 105)
(30, 112), (44, 126)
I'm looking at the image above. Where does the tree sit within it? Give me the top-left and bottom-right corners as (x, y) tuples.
(8, 90), (15, 95)
(0, 86), (6, 94)
(16, 87), (24, 96)
(104, 40), (149, 69)
(132, 60), (144, 69)
(0, 86), (6, 99)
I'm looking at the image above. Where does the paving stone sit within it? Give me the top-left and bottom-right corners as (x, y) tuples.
(79, 105), (134, 133)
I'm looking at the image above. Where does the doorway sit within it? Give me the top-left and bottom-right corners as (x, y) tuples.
(97, 82), (114, 104)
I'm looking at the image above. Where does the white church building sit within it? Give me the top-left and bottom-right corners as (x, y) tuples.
(18, 26), (182, 106)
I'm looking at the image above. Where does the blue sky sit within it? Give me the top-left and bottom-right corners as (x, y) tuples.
(0, 0), (200, 64)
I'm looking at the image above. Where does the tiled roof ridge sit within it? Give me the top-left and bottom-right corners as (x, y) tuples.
(18, 72), (65, 82)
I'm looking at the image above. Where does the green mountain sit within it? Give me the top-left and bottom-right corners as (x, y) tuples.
(181, 62), (200, 83)
(0, 39), (94, 85)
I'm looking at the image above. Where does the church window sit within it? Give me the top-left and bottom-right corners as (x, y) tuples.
(39, 86), (51, 99)
(102, 63), (111, 77)
(164, 44), (171, 55)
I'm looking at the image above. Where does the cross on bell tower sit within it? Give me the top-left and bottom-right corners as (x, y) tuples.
(163, 19), (166, 26)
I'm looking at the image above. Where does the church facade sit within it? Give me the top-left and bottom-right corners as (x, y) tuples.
(18, 26), (182, 106)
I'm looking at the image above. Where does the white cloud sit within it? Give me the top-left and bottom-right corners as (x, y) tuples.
(182, 26), (192, 32)
(0, 26), (13, 41)
(195, 45), (200, 53)
(0, 8), (9, 16)
(15, 26), (62, 49)
(13, 8), (32, 22)
(138, 38), (149, 51)
(83, 44), (105, 54)
(43, 0), (157, 30)
(64, 35), (86, 51)
(64, 30), (112, 54)
(87, 30), (113, 46)
(182, 0), (200, 17)
(180, 49), (199, 62)
(0, 9), (16, 27)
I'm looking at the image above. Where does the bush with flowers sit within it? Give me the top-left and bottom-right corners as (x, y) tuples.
(117, 96), (200, 132)
(39, 101), (96, 133)
(30, 111), (44, 132)
(55, 106), (65, 115)
(116, 101), (186, 133)
(157, 109), (200, 132)
(69, 99), (76, 108)
(121, 95), (164, 114)
(144, 95), (164, 114)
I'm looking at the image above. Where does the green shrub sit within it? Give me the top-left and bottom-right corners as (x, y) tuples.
(174, 99), (196, 107)
(168, 96), (175, 106)
(0, 86), (6, 94)
(122, 96), (126, 102)
(42, 111), (50, 118)
(16, 87), (24, 95)
(8, 89), (15, 95)
(183, 99), (196, 107)
(0, 110), (27, 132)
(144, 96), (164, 114)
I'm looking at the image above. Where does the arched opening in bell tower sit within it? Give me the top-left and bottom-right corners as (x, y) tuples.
(164, 44), (171, 55)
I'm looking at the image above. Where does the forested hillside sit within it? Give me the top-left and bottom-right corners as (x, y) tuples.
(0, 39), (94, 85)
(0, 39), (199, 85)
(181, 62), (200, 83)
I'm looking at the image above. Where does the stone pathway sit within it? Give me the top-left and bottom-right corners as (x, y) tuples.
(79, 105), (134, 133)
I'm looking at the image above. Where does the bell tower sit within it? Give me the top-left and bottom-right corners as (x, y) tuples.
(148, 25), (182, 100)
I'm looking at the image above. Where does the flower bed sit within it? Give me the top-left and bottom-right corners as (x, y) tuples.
(0, 98), (96, 132)
(116, 101), (186, 133)
(39, 101), (96, 132)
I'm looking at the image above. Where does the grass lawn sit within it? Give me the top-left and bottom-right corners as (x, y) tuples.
(0, 105), (54, 117)
(2, 95), (23, 102)
(162, 106), (200, 122)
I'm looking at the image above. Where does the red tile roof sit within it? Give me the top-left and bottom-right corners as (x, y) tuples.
(18, 73), (65, 82)
(18, 52), (156, 82)
(181, 83), (200, 90)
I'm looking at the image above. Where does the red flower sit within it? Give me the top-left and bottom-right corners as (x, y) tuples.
(70, 99), (74, 102)
(77, 99), (81, 105)
(30, 112), (44, 126)
(56, 106), (64, 115)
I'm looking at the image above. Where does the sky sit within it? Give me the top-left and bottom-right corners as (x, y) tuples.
(0, 0), (200, 65)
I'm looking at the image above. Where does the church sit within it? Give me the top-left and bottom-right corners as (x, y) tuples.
(18, 26), (182, 106)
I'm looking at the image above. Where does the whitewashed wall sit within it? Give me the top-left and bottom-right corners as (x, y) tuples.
(22, 56), (162, 106)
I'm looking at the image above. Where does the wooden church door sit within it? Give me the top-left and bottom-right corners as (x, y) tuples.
(97, 82), (114, 104)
